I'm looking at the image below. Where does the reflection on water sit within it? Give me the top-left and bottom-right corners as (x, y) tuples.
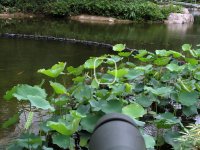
(167, 23), (193, 34)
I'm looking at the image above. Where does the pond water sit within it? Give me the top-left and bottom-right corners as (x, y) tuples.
(0, 15), (200, 143)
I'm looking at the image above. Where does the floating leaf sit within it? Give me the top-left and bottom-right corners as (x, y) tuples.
(52, 134), (70, 149)
(122, 102), (146, 119)
(113, 44), (125, 52)
(38, 62), (66, 78)
(50, 81), (67, 94)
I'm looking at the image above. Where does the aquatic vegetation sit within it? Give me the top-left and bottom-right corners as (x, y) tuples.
(2, 43), (200, 149)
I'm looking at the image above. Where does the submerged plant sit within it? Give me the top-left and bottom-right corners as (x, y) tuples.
(2, 43), (200, 149)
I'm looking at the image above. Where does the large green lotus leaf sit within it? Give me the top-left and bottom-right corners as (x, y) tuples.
(169, 50), (184, 58)
(54, 95), (69, 106)
(81, 113), (102, 133)
(135, 65), (153, 73)
(67, 65), (84, 76)
(12, 84), (47, 101)
(52, 134), (70, 149)
(108, 55), (122, 63)
(110, 83), (125, 95)
(163, 130), (181, 149)
(122, 102), (146, 119)
(138, 54), (155, 62)
(185, 58), (198, 65)
(118, 52), (132, 57)
(108, 68), (128, 78)
(38, 62), (66, 78)
(47, 121), (73, 136)
(77, 105), (90, 115)
(2, 113), (19, 128)
(182, 44), (192, 51)
(89, 100), (106, 111)
(84, 57), (103, 69)
(155, 112), (180, 128)
(101, 100), (123, 114)
(144, 86), (172, 97)
(113, 44), (125, 52)
(50, 81), (67, 94)
(143, 134), (155, 149)
(153, 57), (170, 66)
(155, 50), (170, 57)
(134, 50), (148, 58)
(125, 69), (144, 80)
(183, 105), (198, 117)
(166, 63), (185, 72)
(135, 95), (153, 107)
(177, 79), (195, 92)
(27, 96), (54, 111)
(178, 91), (199, 106)
(72, 84), (92, 102)
(155, 50), (183, 58)
(194, 72), (200, 80)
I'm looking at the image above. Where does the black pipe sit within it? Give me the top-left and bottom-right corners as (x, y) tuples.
(0, 33), (138, 53)
(89, 113), (146, 150)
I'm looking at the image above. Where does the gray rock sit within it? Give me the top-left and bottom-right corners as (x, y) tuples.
(165, 8), (194, 24)
(165, 13), (194, 24)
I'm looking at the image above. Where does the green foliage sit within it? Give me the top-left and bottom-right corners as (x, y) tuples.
(0, 0), (182, 21)
(3, 44), (200, 149)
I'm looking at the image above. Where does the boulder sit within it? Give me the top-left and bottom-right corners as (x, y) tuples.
(165, 8), (194, 24)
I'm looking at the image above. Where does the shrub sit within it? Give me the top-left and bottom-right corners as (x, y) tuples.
(161, 4), (182, 19)
(44, 1), (70, 16)
(3, 43), (200, 149)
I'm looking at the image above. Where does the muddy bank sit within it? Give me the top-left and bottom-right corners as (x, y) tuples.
(70, 15), (133, 24)
(0, 12), (42, 19)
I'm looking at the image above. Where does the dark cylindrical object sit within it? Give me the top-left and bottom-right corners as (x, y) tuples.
(89, 113), (146, 150)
